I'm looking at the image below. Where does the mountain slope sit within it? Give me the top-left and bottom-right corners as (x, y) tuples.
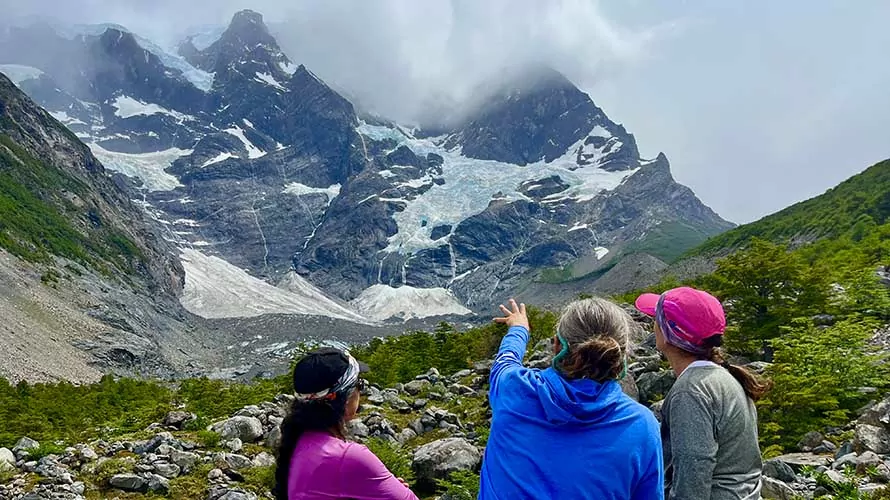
(0, 73), (214, 382)
(691, 158), (890, 256)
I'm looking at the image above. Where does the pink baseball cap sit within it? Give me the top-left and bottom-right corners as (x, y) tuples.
(634, 287), (726, 347)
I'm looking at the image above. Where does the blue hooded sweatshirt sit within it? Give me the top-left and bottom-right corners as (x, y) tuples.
(479, 326), (664, 500)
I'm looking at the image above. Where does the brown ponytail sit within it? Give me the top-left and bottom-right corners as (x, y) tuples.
(560, 336), (624, 382)
(555, 298), (632, 382)
(701, 335), (772, 401)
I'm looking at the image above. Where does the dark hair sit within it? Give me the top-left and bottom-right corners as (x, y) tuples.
(700, 335), (772, 401)
(556, 298), (633, 382)
(273, 392), (354, 500)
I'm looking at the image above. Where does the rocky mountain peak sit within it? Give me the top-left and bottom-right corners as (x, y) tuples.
(445, 65), (639, 169)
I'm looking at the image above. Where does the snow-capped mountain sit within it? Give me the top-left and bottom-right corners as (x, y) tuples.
(0, 10), (733, 322)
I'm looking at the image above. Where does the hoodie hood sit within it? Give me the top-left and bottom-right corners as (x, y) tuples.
(535, 368), (624, 425)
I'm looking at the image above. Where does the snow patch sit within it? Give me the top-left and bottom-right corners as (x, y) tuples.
(282, 182), (341, 201)
(378, 170), (397, 178)
(88, 144), (189, 191)
(0, 64), (43, 85)
(568, 223), (588, 232)
(254, 72), (287, 92)
(201, 152), (237, 167)
(351, 284), (472, 322)
(112, 96), (194, 121)
(224, 126), (265, 159)
(590, 125), (612, 138)
(594, 247), (610, 260)
(279, 61), (298, 75)
(49, 111), (86, 126)
(179, 249), (371, 323)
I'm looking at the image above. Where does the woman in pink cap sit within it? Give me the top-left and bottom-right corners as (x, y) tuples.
(635, 287), (771, 500)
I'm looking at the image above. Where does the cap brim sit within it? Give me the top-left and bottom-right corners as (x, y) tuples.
(634, 293), (660, 317)
(357, 360), (370, 373)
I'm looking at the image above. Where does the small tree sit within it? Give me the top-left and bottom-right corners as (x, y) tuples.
(758, 317), (888, 452)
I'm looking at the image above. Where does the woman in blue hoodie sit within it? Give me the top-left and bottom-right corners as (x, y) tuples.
(479, 298), (663, 500)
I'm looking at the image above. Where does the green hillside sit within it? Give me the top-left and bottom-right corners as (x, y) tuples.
(691, 159), (890, 256)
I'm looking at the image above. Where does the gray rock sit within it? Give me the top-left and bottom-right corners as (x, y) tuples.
(252, 452), (276, 468)
(216, 490), (259, 500)
(859, 396), (890, 427)
(226, 438), (243, 452)
(109, 473), (147, 492)
(163, 411), (196, 429)
(71, 481), (86, 495)
(397, 428), (418, 445)
(761, 477), (796, 500)
(824, 469), (849, 484)
(404, 379), (431, 395)
(211, 416), (264, 443)
(771, 453), (831, 471)
(636, 371), (676, 403)
(763, 458), (797, 483)
(346, 419), (369, 439)
(223, 454), (253, 470)
(832, 453), (859, 470)
(854, 451), (882, 472)
(425, 368), (441, 383)
(412, 438), (481, 486)
(648, 399), (665, 423)
(812, 440), (837, 454)
(265, 426), (282, 450)
(78, 446), (98, 461)
(170, 450), (199, 472)
(619, 373), (640, 402)
(797, 431), (825, 451)
(413, 398), (429, 410)
(0, 448), (14, 469)
(448, 384), (476, 396)
(855, 423), (890, 454)
(835, 441), (854, 459)
(12, 437), (39, 453)
(452, 369), (473, 379)
(153, 462), (181, 479)
(208, 468), (226, 482)
(147, 473), (170, 493)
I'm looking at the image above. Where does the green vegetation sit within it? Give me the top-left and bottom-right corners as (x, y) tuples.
(691, 159), (890, 256)
(353, 308), (558, 387)
(437, 470), (481, 500)
(366, 438), (415, 483)
(626, 220), (721, 263)
(0, 134), (145, 274)
(0, 375), (289, 448)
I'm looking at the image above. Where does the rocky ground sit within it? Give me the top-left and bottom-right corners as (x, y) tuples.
(1, 336), (889, 499)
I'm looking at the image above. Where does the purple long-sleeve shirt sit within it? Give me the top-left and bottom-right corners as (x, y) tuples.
(288, 431), (419, 500)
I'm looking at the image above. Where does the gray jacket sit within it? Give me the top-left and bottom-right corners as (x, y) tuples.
(662, 362), (763, 500)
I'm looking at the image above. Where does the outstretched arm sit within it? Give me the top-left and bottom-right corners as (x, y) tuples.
(489, 299), (531, 408)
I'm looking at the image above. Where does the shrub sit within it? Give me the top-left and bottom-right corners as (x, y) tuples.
(436, 470), (481, 500)
(365, 438), (414, 484)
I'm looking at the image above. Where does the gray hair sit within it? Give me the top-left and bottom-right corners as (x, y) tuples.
(555, 297), (635, 381)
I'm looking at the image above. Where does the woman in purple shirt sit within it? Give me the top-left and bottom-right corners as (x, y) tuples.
(274, 347), (419, 500)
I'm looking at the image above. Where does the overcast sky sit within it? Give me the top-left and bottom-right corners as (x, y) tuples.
(3, 0), (889, 223)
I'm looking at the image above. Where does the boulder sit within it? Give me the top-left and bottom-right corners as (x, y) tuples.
(211, 416), (264, 443)
(109, 473), (147, 492)
(763, 458), (797, 483)
(404, 379), (431, 396)
(148, 473), (170, 493)
(346, 419), (370, 439)
(226, 438), (244, 452)
(170, 450), (199, 472)
(771, 453), (831, 471)
(397, 428), (418, 445)
(859, 396), (890, 427)
(153, 462), (181, 479)
(636, 371), (676, 403)
(832, 453), (859, 470)
(163, 411), (197, 429)
(619, 373), (639, 402)
(855, 423), (890, 454)
(761, 477), (796, 500)
(835, 441), (854, 459)
(265, 427), (282, 450)
(0, 447), (14, 470)
(223, 454), (253, 470)
(412, 438), (481, 486)
(12, 437), (39, 453)
(797, 431), (824, 451)
(252, 452), (276, 468)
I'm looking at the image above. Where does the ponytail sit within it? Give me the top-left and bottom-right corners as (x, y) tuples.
(701, 336), (772, 401)
(274, 396), (349, 500)
(560, 336), (625, 382)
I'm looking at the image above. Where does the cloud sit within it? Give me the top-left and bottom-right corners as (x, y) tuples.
(1, 0), (667, 123)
